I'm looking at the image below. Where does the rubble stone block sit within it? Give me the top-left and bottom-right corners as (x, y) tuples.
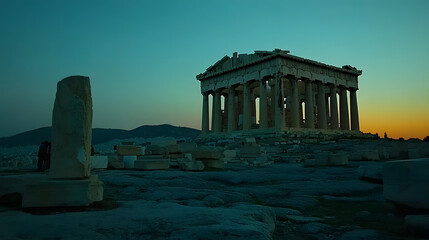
(134, 159), (170, 170)
(328, 152), (348, 165)
(200, 159), (225, 169)
(90, 155), (108, 169)
(179, 142), (198, 153)
(192, 147), (223, 160)
(117, 145), (142, 156)
(123, 156), (137, 168)
(178, 160), (205, 171)
(22, 175), (103, 208)
(383, 158), (429, 210)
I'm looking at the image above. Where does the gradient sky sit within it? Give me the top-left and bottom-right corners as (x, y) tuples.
(1, 0), (428, 139)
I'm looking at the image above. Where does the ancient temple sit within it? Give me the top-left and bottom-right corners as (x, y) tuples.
(196, 49), (362, 135)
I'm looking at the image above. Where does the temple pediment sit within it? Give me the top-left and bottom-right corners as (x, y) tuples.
(196, 49), (361, 80)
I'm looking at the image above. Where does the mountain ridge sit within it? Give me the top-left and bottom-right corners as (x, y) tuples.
(0, 124), (201, 148)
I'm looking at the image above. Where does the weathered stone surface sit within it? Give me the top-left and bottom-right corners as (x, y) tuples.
(50, 76), (92, 179)
(107, 155), (124, 169)
(328, 152), (348, 165)
(383, 158), (429, 210)
(179, 142), (198, 153)
(192, 147), (223, 160)
(117, 145), (142, 156)
(358, 165), (382, 183)
(134, 159), (170, 170)
(405, 215), (429, 235)
(90, 155), (108, 169)
(178, 159), (205, 171)
(123, 155), (137, 168)
(22, 175), (103, 208)
(200, 159), (225, 169)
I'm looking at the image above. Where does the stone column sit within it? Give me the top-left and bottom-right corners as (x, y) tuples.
(269, 81), (275, 127)
(201, 92), (209, 134)
(223, 94), (228, 131)
(213, 90), (222, 132)
(50, 76), (93, 179)
(243, 82), (252, 130)
(304, 80), (315, 128)
(259, 79), (268, 129)
(227, 87), (236, 132)
(274, 74), (284, 129)
(339, 87), (350, 130)
(329, 86), (339, 129)
(316, 82), (327, 129)
(290, 77), (300, 128)
(350, 88), (360, 131)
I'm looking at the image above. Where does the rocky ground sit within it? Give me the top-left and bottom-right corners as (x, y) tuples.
(1, 138), (429, 240)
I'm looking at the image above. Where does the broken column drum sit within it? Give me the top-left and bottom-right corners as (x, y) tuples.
(196, 49), (362, 134)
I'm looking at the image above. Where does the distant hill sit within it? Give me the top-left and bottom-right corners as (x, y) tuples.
(0, 124), (201, 148)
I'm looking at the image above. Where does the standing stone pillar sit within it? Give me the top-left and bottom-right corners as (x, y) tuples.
(23, 75), (103, 207)
(50, 76), (93, 179)
(329, 86), (339, 129)
(339, 87), (350, 130)
(304, 80), (315, 129)
(227, 87), (236, 132)
(290, 77), (300, 128)
(316, 82), (327, 129)
(325, 94), (330, 126)
(213, 90), (222, 132)
(243, 82), (252, 130)
(274, 74), (285, 129)
(201, 92), (209, 134)
(259, 79), (268, 129)
(350, 88), (360, 131)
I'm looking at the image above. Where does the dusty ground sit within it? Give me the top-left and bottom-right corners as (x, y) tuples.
(0, 160), (427, 240)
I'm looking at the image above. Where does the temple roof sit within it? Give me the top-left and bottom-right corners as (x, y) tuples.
(196, 49), (362, 80)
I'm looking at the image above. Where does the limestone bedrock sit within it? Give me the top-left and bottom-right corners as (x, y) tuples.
(49, 76), (93, 179)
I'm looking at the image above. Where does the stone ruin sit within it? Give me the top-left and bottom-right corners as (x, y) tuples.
(0, 76), (103, 207)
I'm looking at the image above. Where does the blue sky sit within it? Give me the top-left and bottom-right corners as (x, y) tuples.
(1, 0), (428, 138)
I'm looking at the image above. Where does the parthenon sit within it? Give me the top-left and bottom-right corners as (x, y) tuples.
(196, 49), (362, 135)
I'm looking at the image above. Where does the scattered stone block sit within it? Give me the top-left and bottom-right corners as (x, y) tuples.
(179, 142), (198, 153)
(200, 159), (225, 169)
(192, 147), (223, 160)
(134, 159), (170, 170)
(383, 158), (429, 210)
(145, 145), (167, 155)
(123, 156), (137, 168)
(178, 159), (205, 171)
(107, 155), (124, 169)
(117, 145), (142, 156)
(22, 175), (103, 208)
(362, 150), (380, 161)
(328, 152), (348, 165)
(90, 155), (108, 169)
(358, 165), (382, 183)
(405, 215), (429, 235)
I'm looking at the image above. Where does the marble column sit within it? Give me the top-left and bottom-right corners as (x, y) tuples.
(290, 77), (300, 128)
(243, 82), (252, 130)
(305, 80), (315, 128)
(329, 86), (339, 129)
(213, 90), (222, 132)
(274, 74), (284, 129)
(269, 81), (275, 127)
(259, 79), (268, 129)
(201, 92), (209, 134)
(223, 94), (228, 131)
(316, 82), (327, 129)
(227, 87), (236, 132)
(339, 87), (350, 130)
(350, 88), (360, 131)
